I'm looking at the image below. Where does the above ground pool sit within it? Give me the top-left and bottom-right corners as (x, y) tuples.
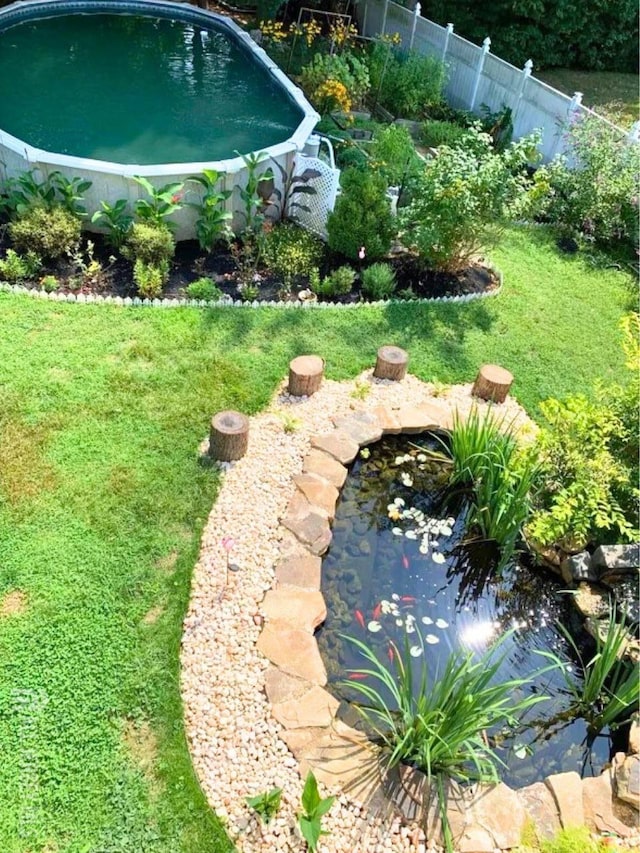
(0, 0), (319, 238)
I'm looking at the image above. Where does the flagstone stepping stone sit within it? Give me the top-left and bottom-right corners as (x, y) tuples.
(371, 404), (402, 434)
(293, 472), (339, 519)
(310, 430), (359, 464)
(256, 621), (326, 685)
(302, 449), (348, 488)
(264, 666), (312, 705)
(396, 401), (453, 433)
(545, 770), (584, 828)
(333, 410), (383, 446)
(271, 685), (339, 729)
(274, 554), (322, 590)
(517, 781), (561, 840)
(261, 589), (327, 633)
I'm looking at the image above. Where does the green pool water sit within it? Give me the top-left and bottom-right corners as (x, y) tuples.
(0, 11), (303, 165)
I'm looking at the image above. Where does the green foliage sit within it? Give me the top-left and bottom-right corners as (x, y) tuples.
(187, 170), (233, 252)
(368, 42), (446, 119)
(9, 205), (81, 260)
(0, 248), (41, 282)
(185, 277), (222, 301)
(537, 115), (640, 254)
(297, 771), (335, 852)
(236, 151), (274, 234)
(421, 119), (471, 149)
(245, 787), (282, 825)
(540, 825), (608, 853)
(361, 262), (397, 300)
(124, 222), (175, 267)
(342, 630), (553, 783)
(300, 51), (371, 108)
(479, 105), (514, 152)
(48, 171), (93, 217)
(327, 168), (396, 260)
(447, 408), (537, 565)
(260, 222), (324, 288)
(133, 176), (184, 229)
(0, 169), (91, 219)
(528, 393), (637, 551)
(133, 259), (168, 298)
(401, 128), (542, 271)
(370, 124), (421, 187)
(549, 610), (640, 733)
(310, 265), (356, 299)
(91, 199), (134, 250)
(40, 274), (60, 293)
(426, 0), (638, 73)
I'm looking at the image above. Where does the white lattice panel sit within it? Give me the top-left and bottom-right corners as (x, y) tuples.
(286, 154), (340, 239)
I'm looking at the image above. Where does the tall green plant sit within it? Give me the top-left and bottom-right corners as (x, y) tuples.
(132, 176), (184, 230)
(236, 151), (274, 234)
(297, 771), (334, 852)
(91, 199), (133, 249)
(187, 169), (233, 252)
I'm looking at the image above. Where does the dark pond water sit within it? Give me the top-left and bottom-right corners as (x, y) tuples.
(318, 433), (618, 788)
(0, 12), (302, 164)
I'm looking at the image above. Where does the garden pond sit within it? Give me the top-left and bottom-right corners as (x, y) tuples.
(317, 433), (626, 788)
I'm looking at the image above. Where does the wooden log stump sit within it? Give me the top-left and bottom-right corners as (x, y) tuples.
(374, 345), (409, 381)
(472, 364), (513, 404)
(288, 355), (324, 397)
(209, 410), (249, 461)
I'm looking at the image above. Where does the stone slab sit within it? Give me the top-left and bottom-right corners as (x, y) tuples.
(281, 493), (332, 556)
(473, 782), (527, 849)
(271, 685), (339, 730)
(310, 430), (359, 464)
(545, 771), (584, 828)
(256, 621), (327, 685)
(293, 473), (339, 520)
(561, 551), (597, 584)
(517, 781), (561, 840)
(615, 753), (640, 810)
(264, 666), (312, 705)
(333, 411), (383, 446)
(261, 589), (327, 633)
(371, 404), (402, 434)
(396, 401), (453, 434)
(275, 554), (322, 591)
(302, 449), (348, 489)
(582, 773), (632, 837)
(592, 544), (639, 572)
(573, 582), (611, 619)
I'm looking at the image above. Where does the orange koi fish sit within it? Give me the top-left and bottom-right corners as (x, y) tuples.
(354, 609), (365, 629)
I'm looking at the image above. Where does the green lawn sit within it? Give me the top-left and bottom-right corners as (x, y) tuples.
(0, 225), (634, 853)
(536, 69), (639, 128)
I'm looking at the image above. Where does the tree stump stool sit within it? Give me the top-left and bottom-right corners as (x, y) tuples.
(209, 410), (250, 461)
(472, 364), (514, 404)
(288, 355), (324, 397)
(374, 345), (409, 381)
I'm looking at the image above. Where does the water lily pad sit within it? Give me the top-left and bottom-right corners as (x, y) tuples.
(435, 618), (449, 629)
(409, 645), (423, 657)
(425, 634), (439, 644)
(421, 616), (433, 625)
(367, 620), (382, 633)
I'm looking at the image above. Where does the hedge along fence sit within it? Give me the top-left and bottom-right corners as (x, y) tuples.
(356, 0), (640, 163)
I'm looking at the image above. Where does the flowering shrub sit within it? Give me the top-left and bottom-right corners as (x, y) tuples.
(328, 19), (358, 48)
(401, 128), (542, 271)
(312, 79), (351, 115)
(300, 52), (370, 111)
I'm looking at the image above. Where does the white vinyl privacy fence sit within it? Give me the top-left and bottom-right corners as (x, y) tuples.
(356, 0), (640, 163)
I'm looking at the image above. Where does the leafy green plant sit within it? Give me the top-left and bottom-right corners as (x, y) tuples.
(370, 124), (421, 189)
(297, 771), (335, 852)
(91, 199), (134, 250)
(401, 128), (543, 271)
(310, 265), (356, 299)
(342, 630), (555, 851)
(368, 42), (446, 119)
(236, 151), (274, 234)
(260, 222), (324, 288)
(123, 222), (175, 267)
(48, 171), (92, 217)
(351, 380), (371, 401)
(245, 786), (282, 825)
(184, 277), (221, 301)
(187, 170), (233, 252)
(40, 274), (60, 293)
(527, 393), (637, 552)
(546, 609), (640, 734)
(361, 262), (397, 300)
(132, 176), (184, 229)
(67, 240), (112, 291)
(0, 248), (41, 282)
(0, 169), (58, 218)
(133, 259), (167, 298)
(421, 119), (469, 149)
(541, 825), (609, 853)
(9, 206), (81, 260)
(536, 115), (640, 254)
(300, 51), (370, 110)
(479, 105), (514, 152)
(327, 168), (396, 260)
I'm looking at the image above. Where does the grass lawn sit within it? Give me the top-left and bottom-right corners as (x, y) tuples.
(0, 225), (634, 853)
(536, 69), (639, 128)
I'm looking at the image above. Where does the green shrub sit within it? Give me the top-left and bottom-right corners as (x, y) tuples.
(421, 119), (469, 149)
(184, 277), (221, 301)
(361, 262), (397, 300)
(40, 274), (60, 293)
(133, 259), (168, 298)
(370, 124), (421, 187)
(260, 222), (324, 288)
(401, 128), (542, 271)
(310, 265), (356, 299)
(536, 115), (640, 254)
(300, 51), (370, 110)
(0, 248), (41, 282)
(540, 826), (608, 853)
(327, 169), (396, 260)
(336, 145), (369, 171)
(368, 42), (446, 119)
(9, 205), (81, 260)
(123, 222), (175, 266)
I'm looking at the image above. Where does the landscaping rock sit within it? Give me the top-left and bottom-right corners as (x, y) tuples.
(281, 492), (332, 555)
(630, 715), (640, 755)
(582, 772), (633, 837)
(256, 621), (327, 685)
(545, 771), (584, 828)
(302, 449), (348, 488)
(561, 550), (596, 584)
(310, 430), (359, 464)
(271, 685), (339, 729)
(592, 544), (640, 573)
(573, 582), (611, 619)
(517, 781), (561, 840)
(261, 589), (327, 632)
(396, 402), (452, 433)
(615, 753), (640, 810)
(264, 667), (311, 705)
(371, 404), (402, 434)
(274, 554), (322, 590)
(473, 782), (527, 849)
(293, 472), (339, 519)
(333, 410), (383, 446)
